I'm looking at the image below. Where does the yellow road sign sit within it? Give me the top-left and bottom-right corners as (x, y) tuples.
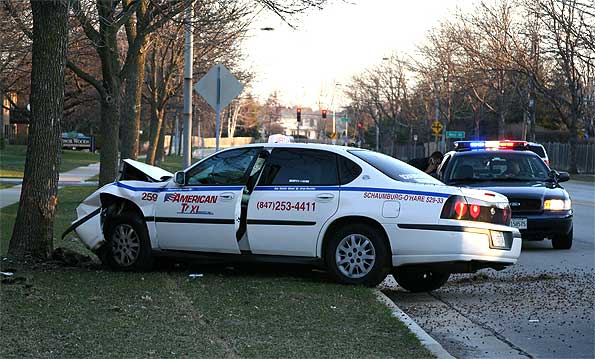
(431, 121), (444, 136)
(330, 132), (337, 139)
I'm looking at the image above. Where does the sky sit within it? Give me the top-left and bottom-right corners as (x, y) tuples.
(240, 0), (476, 110)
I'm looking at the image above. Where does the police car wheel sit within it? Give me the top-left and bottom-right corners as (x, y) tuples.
(326, 223), (390, 287)
(552, 227), (573, 250)
(100, 212), (153, 271)
(392, 266), (450, 293)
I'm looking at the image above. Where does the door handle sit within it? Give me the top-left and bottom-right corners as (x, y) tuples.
(316, 193), (335, 200)
(220, 192), (235, 201)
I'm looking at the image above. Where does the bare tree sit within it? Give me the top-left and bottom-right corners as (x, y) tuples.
(8, 0), (68, 259)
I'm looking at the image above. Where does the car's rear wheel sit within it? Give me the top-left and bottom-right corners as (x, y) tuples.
(325, 223), (390, 287)
(392, 266), (450, 292)
(100, 212), (153, 271)
(552, 227), (573, 250)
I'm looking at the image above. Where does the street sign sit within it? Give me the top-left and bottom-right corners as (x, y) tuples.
(194, 64), (243, 111)
(194, 64), (244, 151)
(340, 117), (351, 123)
(446, 131), (465, 139)
(431, 121), (444, 136)
(413, 134), (418, 141)
(330, 132), (337, 139)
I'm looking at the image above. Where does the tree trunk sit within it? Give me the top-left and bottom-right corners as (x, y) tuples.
(99, 97), (120, 185)
(8, 0), (68, 259)
(155, 120), (166, 163)
(120, 48), (147, 160)
(146, 104), (163, 166)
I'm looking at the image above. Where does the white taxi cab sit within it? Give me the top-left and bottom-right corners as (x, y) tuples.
(64, 144), (521, 291)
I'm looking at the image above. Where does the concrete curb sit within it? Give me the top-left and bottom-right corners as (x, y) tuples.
(374, 289), (455, 359)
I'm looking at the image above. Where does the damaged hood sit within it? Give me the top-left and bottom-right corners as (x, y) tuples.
(120, 159), (173, 182)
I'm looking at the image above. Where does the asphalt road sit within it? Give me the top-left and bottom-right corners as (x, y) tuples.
(383, 180), (595, 359)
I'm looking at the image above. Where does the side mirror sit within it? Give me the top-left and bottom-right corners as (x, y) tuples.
(174, 171), (185, 186)
(557, 171), (570, 182)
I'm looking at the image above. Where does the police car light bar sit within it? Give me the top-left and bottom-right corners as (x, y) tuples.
(454, 140), (528, 151)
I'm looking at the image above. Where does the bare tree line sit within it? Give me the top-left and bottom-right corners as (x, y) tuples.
(346, 0), (594, 173)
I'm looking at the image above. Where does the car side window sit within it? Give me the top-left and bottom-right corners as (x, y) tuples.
(258, 148), (339, 186)
(437, 154), (451, 180)
(338, 155), (362, 184)
(186, 148), (261, 186)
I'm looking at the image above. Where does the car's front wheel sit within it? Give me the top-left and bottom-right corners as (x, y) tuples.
(392, 266), (450, 292)
(552, 227), (573, 250)
(325, 223), (390, 287)
(99, 212), (153, 271)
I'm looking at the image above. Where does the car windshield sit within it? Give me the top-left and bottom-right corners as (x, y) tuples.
(444, 152), (550, 184)
(349, 150), (442, 185)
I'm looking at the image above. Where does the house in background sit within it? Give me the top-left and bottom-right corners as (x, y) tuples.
(278, 107), (321, 140)
(1, 91), (28, 142)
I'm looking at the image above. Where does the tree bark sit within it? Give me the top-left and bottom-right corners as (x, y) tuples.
(155, 120), (166, 163)
(146, 102), (164, 165)
(9, 0), (68, 259)
(120, 48), (146, 160)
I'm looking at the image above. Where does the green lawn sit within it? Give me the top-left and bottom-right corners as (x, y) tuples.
(0, 145), (99, 178)
(0, 182), (15, 189)
(0, 184), (430, 358)
(157, 155), (184, 173)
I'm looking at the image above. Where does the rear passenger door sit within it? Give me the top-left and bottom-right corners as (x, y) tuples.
(246, 148), (340, 257)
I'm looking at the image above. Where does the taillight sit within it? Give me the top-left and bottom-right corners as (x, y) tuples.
(470, 204), (481, 219)
(441, 195), (510, 225)
(454, 201), (467, 218)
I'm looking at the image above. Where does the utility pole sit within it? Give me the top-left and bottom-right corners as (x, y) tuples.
(434, 80), (440, 151)
(182, 4), (193, 168)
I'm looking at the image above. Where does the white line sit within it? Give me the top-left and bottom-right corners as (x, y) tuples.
(374, 289), (455, 359)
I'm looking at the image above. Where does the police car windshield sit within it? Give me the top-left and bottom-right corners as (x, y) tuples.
(350, 150), (442, 185)
(445, 152), (550, 184)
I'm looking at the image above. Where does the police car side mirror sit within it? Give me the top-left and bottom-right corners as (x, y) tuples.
(174, 171), (186, 186)
(557, 171), (570, 182)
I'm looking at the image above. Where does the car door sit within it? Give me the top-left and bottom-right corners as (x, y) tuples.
(156, 147), (262, 253)
(246, 148), (340, 257)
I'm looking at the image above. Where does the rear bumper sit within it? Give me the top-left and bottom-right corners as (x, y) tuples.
(388, 222), (521, 271)
(514, 211), (573, 240)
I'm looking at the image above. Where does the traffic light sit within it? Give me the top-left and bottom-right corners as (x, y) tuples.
(321, 109), (327, 119)
(296, 107), (302, 123)
(357, 122), (363, 129)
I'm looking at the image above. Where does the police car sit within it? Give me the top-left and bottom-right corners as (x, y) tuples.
(64, 143), (521, 291)
(437, 140), (573, 249)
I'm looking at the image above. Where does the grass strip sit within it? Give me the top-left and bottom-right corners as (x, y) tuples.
(0, 145), (99, 178)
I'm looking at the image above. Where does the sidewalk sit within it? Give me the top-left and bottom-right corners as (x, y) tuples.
(0, 162), (99, 209)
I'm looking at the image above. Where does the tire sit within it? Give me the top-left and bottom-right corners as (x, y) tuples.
(325, 223), (390, 287)
(552, 227), (573, 250)
(99, 211), (153, 271)
(393, 266), (450, 293)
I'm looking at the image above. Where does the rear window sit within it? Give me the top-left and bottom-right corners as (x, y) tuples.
(349, 150), (442, 185)
(528, 145), (546, 158)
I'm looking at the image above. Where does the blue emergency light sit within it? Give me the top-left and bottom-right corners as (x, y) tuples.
(454, 140), (528, 151)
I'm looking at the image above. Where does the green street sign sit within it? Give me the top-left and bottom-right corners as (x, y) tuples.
(446, 131), (465, 139)
(340, 117), (351, 123)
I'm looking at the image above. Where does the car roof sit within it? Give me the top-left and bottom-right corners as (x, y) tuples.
(227, 142), (363, 155)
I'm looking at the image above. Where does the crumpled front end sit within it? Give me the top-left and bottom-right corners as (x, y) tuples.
(62, 188), (104, 250)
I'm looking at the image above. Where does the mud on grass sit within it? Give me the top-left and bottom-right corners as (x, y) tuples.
(0, 265), (431, 358)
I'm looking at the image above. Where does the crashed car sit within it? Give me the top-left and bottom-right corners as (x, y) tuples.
(64, 144), (521, 291)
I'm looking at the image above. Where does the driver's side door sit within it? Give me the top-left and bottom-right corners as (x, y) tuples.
(155, 147), (261, 253)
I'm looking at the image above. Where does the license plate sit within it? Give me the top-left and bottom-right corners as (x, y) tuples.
(510, 218), (527, 229)
(490, 231), (506, 248)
